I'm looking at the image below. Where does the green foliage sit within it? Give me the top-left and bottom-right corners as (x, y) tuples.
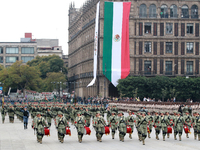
(27, 55), (66, 79)
(117, 76), (200, 101)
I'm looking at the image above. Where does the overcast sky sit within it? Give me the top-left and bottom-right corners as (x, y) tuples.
(0, 0), (86, 54)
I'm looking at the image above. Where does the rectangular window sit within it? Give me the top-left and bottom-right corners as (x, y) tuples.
(160, 42), (164, 55)
(166, 23), (173, 34)
(153, 42), (157, 55)
(153, 23), (157, 36)
(181, 42), (185, 55)
(144, 42), (151, 52)
(6, 47), (19, 54)
(6, 56), (18, 63)
(0, 57), (3, 63)
(166, 42), (173, 53)
(160, 59), (163, 74)
(174, 23), (178, 36)
(175, 59), (178, 74)
(139, 59), (143, 72)
(196, 59), (199, 74)
(160, 23), (164, 36)
(181, 60), (185, 74)
(21, 56), (34, 63)
(175, 42), (178, 55)
(144, 60), (151, 75)
(187, 23), (193, 34)
(139, 41), (143, 55)
(186, 42), (193, 53)
(144, 23), (151, 34)
(21, 47), (34, 54)
(196, 42), (199, 55)
(165, 61), (172, 75)
(154, 59), (157, 74)
(0, 47), (3, 54)
(186, 61), (193, 75)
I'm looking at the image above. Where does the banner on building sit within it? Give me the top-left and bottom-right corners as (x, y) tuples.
(102, 2), (131, 87)
(87, 1), (100, 87)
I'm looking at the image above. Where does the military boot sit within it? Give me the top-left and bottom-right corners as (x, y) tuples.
(194, 134), (197, 140)
(61, 138), (64, 143)
(174, 135), (177, 140)
(39, 139), (42, 144)
(99, 137), (102, 142)
(148, 133), (151, 138)
(167, 133), (169, 138)
(129, 133), (132, 139)
(179, 136), (181, 141)
(119, 136), (122, 141)
(142, 140), (145, 145)
(163, 136), (165, 141)
(198, 135), (200, 141)
(97, 136), (99, 141)
(112, 134), (114, 139)
(122, 137), (124, 142)
(186, 133), (189, 138)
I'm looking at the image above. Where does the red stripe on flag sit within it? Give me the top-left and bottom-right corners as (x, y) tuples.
(121, 2), (131, 79)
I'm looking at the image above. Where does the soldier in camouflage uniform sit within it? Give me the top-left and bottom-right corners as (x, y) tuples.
(46, 108), (53, 127)
(136, 112), (142, 141)
(184, 111), (192, 138)
(93, 111), (106, 142)
(35, 112), (48, 144)
(118, 111), (126, 142)
(137, 112), (148, 145)
(160, 111), (170, 141)
(106, 106), (111, 122)
(194, 112), (200, 141)
(1, 106), (6, 123)
(174, 112), (185, 141)
(165, 111), (172, 138)
(172, 112), (178, 140)
(192, 111), (198, 140)
(8, 105), (15, 123)
(75, 111), (86, 143)
(147, 111), (153, 138)
(126, 110), (135, 139)
(83, 108), (91, 126)
(108, 111), (118, 139)
(55, 111), (70, 143)
(154, 111), (161, 140)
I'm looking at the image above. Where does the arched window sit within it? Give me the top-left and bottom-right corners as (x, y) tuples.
(191, 5), (198, 18)
(160, 5), (168, 18)
(181, 5), (189, 18)
(149, 4), (157, 18)
(139, 4), (147, 18)
(170, 5), (177, 18)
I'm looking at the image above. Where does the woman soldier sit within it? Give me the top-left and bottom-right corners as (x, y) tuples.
(75, 111), (86, 143)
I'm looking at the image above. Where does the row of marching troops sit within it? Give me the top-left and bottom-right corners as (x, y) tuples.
(1, 102), (200, 145)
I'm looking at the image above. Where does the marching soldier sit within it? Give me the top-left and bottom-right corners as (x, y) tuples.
(94, 111), (106, 142)
(137, 112), (148, 145)
(146, 111), (153, 138)
(75, 111), (86, 143)
(175, 112), (185, 141)
(126, 110), (135, 139)
(46, 108), (53, 127)
(136, 112), (142, 141)
(160, 111), (170, 141)
(35, 112), (48, 144)
(172, 112), (178, 140)
(184, 111), (192, 138)
(154, 111), (161, 140)
(194, 112), (200, 141)
(108, 111), (118, 139)
(118, 111), (126, 142)
(1, 106), (6, 123)
(55, 111), (70, 143)
(8, 105), (15, 123)
(192, 111), (198, 140)
(84, 108), (91, 126)
(106, 107), (112, 122)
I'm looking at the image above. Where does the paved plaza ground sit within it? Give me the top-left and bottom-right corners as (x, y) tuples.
(0, 113), (199, 150)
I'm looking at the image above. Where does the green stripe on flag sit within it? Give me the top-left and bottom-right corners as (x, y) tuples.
(103, 2), (113, 82)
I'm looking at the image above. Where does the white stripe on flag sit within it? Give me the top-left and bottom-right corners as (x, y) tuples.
(111, 2), (123, 86)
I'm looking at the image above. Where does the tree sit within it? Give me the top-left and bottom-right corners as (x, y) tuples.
(7, 61), (42, 95)
(27, 55), (66, 79)
(42, 72), (66, 92)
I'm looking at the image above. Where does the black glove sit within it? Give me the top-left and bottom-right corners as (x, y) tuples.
(56, 127), (58, 129)
(107, 125), (110, 127)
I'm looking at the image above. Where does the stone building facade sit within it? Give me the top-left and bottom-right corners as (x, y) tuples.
(68, 0), (200, 98)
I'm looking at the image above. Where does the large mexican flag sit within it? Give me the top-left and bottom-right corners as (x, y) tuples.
(103, 1), (131, 87)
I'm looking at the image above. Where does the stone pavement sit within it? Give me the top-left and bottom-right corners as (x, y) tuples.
(0, 113), (199, 150)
